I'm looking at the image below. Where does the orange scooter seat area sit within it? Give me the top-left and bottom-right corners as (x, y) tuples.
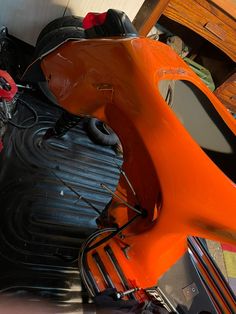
(39, 37), (236, 289)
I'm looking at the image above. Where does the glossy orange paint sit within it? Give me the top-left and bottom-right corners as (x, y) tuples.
(40, 38), (236, 289)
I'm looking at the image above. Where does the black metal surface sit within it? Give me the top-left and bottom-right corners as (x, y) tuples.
(158, 252), (218, 313)
(0, 93), (122, 310)
(188, 237), (236, 313)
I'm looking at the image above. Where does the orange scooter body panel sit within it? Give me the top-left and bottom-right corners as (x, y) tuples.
(40, 38), (236, 288)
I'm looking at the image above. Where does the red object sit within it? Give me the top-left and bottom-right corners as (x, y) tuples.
(82, 12), (107, 30)
(0, 139), (3, 152)
(221, 243), (236, 253)
(0, 70), (18, 102)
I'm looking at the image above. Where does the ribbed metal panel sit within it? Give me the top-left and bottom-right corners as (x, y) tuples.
(0, 94), (122, 309)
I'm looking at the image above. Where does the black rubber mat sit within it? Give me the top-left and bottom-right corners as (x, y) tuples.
(0, 93), (122, 310)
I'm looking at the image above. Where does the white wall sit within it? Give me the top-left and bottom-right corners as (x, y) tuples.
(66, 0), (144, 21)
(0, 0), (144, 46)
(0, 0), (69, 45)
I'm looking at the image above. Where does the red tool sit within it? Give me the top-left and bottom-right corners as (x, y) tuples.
(0, 70), (18, 152)
(0, 70), (17, 101)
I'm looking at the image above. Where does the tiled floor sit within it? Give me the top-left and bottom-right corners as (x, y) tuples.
(207, 240), (236, 296)
(221, 243), (236, 295)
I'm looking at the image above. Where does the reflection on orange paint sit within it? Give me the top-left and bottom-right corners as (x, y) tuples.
(39, 38), (236, 292)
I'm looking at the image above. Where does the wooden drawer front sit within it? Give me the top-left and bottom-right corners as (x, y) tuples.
(164, 0), (236, 61)
(214, 73), (236, 113)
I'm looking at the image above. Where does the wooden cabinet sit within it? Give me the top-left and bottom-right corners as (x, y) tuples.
(163, 0), (236, 61)
(214, 73), (236, 113)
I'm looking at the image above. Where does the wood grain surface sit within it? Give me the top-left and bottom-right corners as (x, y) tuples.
(214, 73), (236, 113)
(164, 0), (236, 61)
